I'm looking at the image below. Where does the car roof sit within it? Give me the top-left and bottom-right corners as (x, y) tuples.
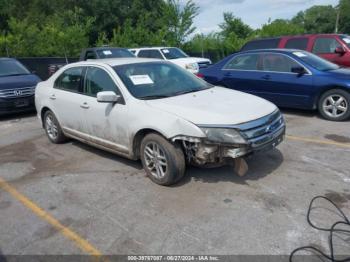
(130, 47), (175, 50)
(83, 47), (129, 51)
(236, 48), (306, 55)
(0, 57), (16, 61)
(72, 58), (161, 67)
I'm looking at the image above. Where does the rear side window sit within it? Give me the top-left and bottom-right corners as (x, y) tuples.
(85, 51), (96, 60)
(54, 67), (83, 92)
(225, 54), (260, 70)
(241, 38), (280, 51)
(285, 38), (308, 50)
(312, 38), (341, 54)
(138, 50), (150, 58)
(84, 67), (119, 97)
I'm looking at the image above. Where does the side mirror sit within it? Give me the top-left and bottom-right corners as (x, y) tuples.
(291, 66), (307, 76)
(97, 91), (120, 103)
(335, 46), (346, 55)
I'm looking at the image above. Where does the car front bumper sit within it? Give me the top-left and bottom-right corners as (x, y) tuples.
(0, 96), (36, 116)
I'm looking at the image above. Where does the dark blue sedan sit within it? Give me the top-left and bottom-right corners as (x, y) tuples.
(0, 58), (41, 115)
(199, 49), (350, 121)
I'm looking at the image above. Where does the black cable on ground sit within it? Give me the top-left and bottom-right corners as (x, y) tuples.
(289, 195), (350, 262)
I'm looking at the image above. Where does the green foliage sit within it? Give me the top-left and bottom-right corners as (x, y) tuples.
(338, 0), (350, 33)
(0, 0), (349, 59)
(258, 19), (305, 37)
(162, 0), (199, 46)
(3, 8), (93, 57)
(291, 5), (337, 33)
(219, 13), (253, 39)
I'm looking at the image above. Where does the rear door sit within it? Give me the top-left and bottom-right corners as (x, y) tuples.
(51, 67), (87, 134)
(257, 53), (314, 108)
(220, 53), (265, 94)
(80, 66), (130, 153)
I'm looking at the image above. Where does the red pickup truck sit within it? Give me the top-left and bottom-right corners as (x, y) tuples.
(241, 34), (350, 67)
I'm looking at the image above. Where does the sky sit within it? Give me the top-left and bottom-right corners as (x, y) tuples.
(184, 0), (339, 34)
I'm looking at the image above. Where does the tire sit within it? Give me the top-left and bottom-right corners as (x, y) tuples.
(318, 89), (350, 121)
(43, 110), (67, 144)
(140, 133), (186, 186)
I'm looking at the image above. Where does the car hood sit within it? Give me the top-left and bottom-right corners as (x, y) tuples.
(0, 74), (41, 90)
(145, 86), (277, 125)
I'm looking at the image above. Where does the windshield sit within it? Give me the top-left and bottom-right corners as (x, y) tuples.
(161, 48), (188, 60)
(292, 51), (339, 71)
(340, 35), (350, 48)
(114, 62), (212, 100)
(96, 49), (135, 59)
(0, 59), (30, 77)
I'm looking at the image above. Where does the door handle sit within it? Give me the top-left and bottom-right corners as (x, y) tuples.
(49, 94), (56, 100)
(224, 72), (233, 77)
(80, 102), (89, 109)
(261, 75), (271, 80)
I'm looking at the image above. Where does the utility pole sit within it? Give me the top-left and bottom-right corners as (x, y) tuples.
(335, 4), (340, 33)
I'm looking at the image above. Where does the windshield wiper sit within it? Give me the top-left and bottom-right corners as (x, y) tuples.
(139, 95), (170, 100)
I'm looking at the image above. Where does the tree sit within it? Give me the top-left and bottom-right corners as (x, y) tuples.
(338, 0), (350, 33)
(162, 0), (199, 46)
(219, 12), (253, 39)
(291, 5), (336, 33)
(259, 19), (304, 37)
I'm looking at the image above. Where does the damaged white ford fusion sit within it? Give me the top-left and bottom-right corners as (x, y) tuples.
(35, 58), (285, 186)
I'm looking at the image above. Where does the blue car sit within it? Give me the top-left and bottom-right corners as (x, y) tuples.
(0, 58), (41, 116)
(199, 49), (350, 121)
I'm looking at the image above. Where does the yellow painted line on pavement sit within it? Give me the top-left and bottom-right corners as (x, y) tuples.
(286, 135), (350, 148)
(0, 177), (103, 257)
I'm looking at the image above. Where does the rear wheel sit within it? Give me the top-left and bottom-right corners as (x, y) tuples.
(140, 133), (185, 186)
(43, 110), (67, 143)
(318, 89), (350, 121)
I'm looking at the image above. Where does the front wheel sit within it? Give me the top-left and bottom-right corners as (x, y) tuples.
(318, 89), (350, 121)
(140, 133), (185, 186)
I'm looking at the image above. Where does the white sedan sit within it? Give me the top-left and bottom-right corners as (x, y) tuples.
(35, 58), (285, 186)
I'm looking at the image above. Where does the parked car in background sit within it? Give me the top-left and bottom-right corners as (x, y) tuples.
(198, 49), (350, 121)
(129, 47), (212, 74)
(241, 34), (350, 67)
(35, 58), (285, 186)
(0, 58), (41, 115)
(79, 47), (135, 61)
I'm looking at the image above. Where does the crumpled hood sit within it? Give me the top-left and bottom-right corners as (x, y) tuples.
(0, 74), (41, 90)
(146, 86), (277, 125)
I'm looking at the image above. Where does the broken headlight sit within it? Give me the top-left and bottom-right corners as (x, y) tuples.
(200, 127), (247, 144)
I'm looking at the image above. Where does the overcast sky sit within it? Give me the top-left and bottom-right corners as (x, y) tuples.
(184, 0), (339, 34)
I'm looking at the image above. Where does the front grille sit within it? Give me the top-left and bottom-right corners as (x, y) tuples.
(0, 86), (36, 98)
(238, 110), (285, 148)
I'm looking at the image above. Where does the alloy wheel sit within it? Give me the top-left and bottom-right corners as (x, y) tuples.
(322, 94), (348, 118)
(144, 142), (168, 179)
(45, 114), (59, 140)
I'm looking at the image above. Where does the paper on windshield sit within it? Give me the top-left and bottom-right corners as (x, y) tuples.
(129, 75), (154, 85)
(103, 50), (112, 55)
(162, 49), (170, 53)
(293, 52), (307, 57)
(343, 38), (350, 44)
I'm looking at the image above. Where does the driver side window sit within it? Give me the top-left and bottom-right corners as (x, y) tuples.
(84, 67), (120, 97)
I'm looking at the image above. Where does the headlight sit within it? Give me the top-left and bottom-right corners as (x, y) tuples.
(200, 127), (247, 144)
(185, 63), (199, 71)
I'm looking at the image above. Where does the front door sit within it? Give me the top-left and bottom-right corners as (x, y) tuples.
(80, 66), (130, 154)
(257, 53), (314, 108)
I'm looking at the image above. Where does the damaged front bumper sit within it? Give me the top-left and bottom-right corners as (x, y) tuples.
(173, 110), (285, 166)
